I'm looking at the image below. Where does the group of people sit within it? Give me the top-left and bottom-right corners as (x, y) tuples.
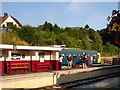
(80, 53), (94, 68)
(59, 53), (95, 69)
(107, 10), (120, 32)
(59, 54), (72, 69)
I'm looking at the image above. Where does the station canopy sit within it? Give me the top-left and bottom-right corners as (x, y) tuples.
(0, 44), (62, 51)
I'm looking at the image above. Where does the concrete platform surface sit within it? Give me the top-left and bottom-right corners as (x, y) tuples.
(1, 65), (120, 88)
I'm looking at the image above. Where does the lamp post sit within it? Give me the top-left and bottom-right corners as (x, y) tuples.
(13, 42), (16, 50)
(118, 47), (120, 56)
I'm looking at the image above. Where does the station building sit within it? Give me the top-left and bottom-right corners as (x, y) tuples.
(0, 44), (62, 75)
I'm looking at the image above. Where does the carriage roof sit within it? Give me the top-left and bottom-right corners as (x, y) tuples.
(60, 49), (98, 54)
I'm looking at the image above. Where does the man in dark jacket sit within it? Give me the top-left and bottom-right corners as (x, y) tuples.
(67, 54), (72, 69)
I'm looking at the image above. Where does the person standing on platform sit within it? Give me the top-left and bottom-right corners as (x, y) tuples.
(87, 54), (91, 66)
(82, 53), (85, 68)
(82, 53), (87, 68)
(59, 54), (64, 70)
(67, 54), (72, 69)
(90, 55), (93, 65)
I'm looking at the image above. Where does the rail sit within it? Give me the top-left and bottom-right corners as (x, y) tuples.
(59, 72), (120, 89)
(30, 72), (120, 90)
(28, 65), (120, 90)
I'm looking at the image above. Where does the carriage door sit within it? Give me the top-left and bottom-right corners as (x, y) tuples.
(93, 54), (97, 64)
(39, 53), (44, 62)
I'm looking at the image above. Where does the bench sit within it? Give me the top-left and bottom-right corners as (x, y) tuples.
(7, 63), (30, 74)
(35, 63), (52, 72)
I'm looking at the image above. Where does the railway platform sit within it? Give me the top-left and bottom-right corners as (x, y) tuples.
(1, 64), (120, 89)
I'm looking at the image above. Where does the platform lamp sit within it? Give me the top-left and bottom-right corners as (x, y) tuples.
(60, 41), (66, 50)
(13, 42), (16, 50)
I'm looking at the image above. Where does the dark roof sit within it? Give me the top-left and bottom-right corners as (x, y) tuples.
(0, 15), (8, 25)
(10, 15), (22, 27)
(0, 13), (22, 27)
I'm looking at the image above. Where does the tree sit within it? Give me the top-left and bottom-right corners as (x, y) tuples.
(2, 21), (119, 56)
(17, 25), (35, 45)
(42, 21), (53, 31)
(52, 24), (61, 34)
(82, 35), (92, 50)
(85, 24), (90, 29)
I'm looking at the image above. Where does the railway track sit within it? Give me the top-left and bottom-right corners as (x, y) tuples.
(30, 72), (120, 90)
(59, 72), (120, 89)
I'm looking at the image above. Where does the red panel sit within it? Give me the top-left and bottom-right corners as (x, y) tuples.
(31, 60), (50, 71)
(32, 60), (52, 72)
(56, 60), (59, 70)
(32, 60), (59, 72)
(44, 60), (51, 64)
(51, 60), (59, 70)
(2, 60), (60, 75)
(0, 61), (4, 75)
(6, 60), (30, 74)
(6, 60), (30, 64)
(31, 60), (38, 71)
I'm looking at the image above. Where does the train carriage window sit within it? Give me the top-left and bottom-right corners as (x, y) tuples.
(66, 54), (69, 58)
(78, 54), (81, 59)
(79, 54), (82, 58)
(66, 54), (68, 56)
(73, 54), (77, 58)
(77, 54), (80, 58)
(60, 53), (65, 57)
(93, 54), (96, 58)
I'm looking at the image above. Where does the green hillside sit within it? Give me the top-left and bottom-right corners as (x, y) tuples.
(1, 22), (119, 56)
(1, 31), (29, 45)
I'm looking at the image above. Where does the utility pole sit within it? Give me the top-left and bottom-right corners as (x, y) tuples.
(118, 1), (120, 11)
(118, 1), (120, 56)
(27, 16), (30, 25)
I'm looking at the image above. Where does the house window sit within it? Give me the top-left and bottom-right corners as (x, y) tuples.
(7, 22), (13, 27)
(2, 24), (5, 28)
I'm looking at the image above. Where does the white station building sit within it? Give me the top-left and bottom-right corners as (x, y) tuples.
(0, 44), (62, 75)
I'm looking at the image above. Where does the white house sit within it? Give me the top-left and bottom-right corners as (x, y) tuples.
(0, 13), (22, 28)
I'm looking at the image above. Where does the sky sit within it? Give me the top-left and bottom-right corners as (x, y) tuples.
(1, 1), (119, 30)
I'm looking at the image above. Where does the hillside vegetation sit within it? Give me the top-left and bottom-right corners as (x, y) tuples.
(1, 31), (29, 45)
(1, 22), (119, 56)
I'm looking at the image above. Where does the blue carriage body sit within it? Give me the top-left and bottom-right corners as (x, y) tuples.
(59, 49), (99, 66)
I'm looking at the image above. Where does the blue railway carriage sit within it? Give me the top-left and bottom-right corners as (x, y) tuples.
(59, 49), (101, 66)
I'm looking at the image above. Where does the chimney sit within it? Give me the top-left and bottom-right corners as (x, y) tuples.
(4, 12), (8, 17)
